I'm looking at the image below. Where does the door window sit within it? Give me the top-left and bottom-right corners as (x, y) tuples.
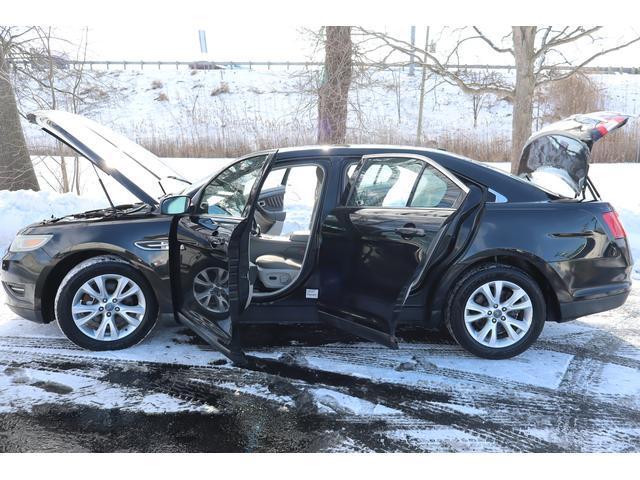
(410, 166), (464, 208)
(348, 156), (464, 208)
(199, 155), (268, 217)
(348, 158), (422, 207)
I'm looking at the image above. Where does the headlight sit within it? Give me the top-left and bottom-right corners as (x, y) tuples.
(9, 234), (53, 253)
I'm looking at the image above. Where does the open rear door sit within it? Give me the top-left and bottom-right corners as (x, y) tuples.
(316, 153), (479, 348)
(169, 152), (277, 364)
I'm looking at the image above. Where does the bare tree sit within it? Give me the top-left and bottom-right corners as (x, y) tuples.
(357, 26), (640, 172)
(415, 27), (431, 144)
(0, 27), (39, 191)
(15, 27), (102, 194)
(458, 69), (504, 128)
(317, 26), (353, 144)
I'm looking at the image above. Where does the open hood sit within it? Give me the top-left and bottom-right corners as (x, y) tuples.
(517, 112), (632, 197)
(28, 110), (187, 206)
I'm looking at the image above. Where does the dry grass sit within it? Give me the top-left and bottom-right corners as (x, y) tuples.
(541, 74), (607, 122)
(592, 122), (640, 163)
(29, 125), (636, 165)
(210, 82), (230, 96)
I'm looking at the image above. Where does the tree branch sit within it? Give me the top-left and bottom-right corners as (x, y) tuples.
(536, 34), (640, 86)
(472, 27), (514, 55)
(356, 27), (515, 99)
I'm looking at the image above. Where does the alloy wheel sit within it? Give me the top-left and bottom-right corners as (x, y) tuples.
(193, 267), (230, 314)
(71, 274), (147, 341)
(463, 280), (533, 348)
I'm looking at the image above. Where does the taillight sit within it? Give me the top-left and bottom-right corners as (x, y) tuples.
(602, 211), (627, 239)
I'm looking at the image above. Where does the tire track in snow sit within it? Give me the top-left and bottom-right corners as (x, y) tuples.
(0, 346), (559, 452)
(3, 326), (640, 451)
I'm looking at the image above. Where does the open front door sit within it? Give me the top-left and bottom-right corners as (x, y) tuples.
(317, 153), (474, 348)
(169, 152), (277, 364)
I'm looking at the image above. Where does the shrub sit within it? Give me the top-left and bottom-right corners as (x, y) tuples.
(210, 82), (230, 96)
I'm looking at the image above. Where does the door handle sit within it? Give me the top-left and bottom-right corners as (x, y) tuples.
(394, 227), (425, 238)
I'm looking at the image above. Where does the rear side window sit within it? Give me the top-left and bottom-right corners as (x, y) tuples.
(409, 167), (464, 208)
(348, 157), (464, 208)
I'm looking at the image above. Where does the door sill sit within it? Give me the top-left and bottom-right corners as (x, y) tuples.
(319, 309), (399, 349)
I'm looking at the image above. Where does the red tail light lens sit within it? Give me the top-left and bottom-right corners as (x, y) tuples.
(602, 211), (627, 239)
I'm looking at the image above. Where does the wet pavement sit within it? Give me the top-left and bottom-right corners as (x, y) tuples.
(1, 285), (640, 452)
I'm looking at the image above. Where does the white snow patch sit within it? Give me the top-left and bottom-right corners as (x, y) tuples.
(310, 387), (402, 416)
(0, 311), (228, 368)
(302, 345), (573, 390)
(386, 427), (497, 452)
(425, 348), (574, 390)
(0, 189), (105, 253)
(592, 363), (640, 398)
(0, 366), (203, 414)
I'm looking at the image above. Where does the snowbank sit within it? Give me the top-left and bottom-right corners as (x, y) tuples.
(0, 189), (106, 253)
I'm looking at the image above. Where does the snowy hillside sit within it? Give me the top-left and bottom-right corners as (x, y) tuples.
(20, 66), (640, 157)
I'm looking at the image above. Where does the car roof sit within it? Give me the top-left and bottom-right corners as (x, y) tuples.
(259, 144), (552, 202)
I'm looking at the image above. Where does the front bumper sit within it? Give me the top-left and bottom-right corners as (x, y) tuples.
(1, 249), (52, 324)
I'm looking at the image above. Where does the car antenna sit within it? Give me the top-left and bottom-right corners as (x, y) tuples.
(91, 163), (117, 212)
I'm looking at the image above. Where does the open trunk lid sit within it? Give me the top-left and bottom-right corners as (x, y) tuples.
(516, 112), (632, 197)
(28, 110), (188, 206)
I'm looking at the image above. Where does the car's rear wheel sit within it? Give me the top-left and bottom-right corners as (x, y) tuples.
(192, 266), (230, 317)
(55, 256), (158, 351)
(446, 264), (546, 359)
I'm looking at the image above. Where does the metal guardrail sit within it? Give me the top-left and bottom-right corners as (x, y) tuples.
(7, 59), (640, 74)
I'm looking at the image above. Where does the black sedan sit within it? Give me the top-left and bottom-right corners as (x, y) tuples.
(1, 110), (634, 364)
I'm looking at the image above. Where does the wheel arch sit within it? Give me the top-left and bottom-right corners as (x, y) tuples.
(38, 249), (158, 324)
(429, 250), (563, 327)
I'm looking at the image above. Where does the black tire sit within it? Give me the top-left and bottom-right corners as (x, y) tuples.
(446, 263), (546, 359)
(54, 256), (158, 351)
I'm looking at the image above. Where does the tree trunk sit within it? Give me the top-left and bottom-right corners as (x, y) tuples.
(510, 26), (537, 174)
(317, 26), (352, 144)
(0, 45), (39, 191)
(415, 27), (431, 145)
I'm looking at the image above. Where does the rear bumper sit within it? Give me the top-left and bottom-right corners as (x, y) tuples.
(558, 283), (631, 321)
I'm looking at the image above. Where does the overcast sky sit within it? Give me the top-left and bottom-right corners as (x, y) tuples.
(52, 25), (640, 66)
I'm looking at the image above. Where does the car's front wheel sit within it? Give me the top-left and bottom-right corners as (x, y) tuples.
(54, 256), (158, 351)
(446, 264), (546, 359)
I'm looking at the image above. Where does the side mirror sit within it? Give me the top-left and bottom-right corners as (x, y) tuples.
(160, 195), (191, 215)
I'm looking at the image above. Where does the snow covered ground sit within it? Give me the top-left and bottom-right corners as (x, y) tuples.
(1, 285), (639, 452)
(0, 159), (639, 452)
